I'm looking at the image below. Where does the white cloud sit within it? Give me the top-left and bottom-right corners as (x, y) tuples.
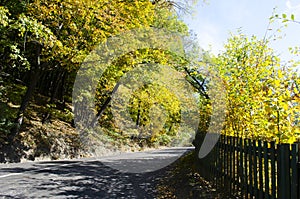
(286, 0), (300, 14)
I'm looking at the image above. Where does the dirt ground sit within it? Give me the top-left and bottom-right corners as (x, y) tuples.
(156, 151), (229, 199)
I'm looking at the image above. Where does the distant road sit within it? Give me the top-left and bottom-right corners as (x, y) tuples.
(0, 147), (193, 198)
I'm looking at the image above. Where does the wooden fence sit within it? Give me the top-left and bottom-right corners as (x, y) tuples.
(196, 134), (300, 199)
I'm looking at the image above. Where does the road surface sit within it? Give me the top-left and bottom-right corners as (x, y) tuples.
(0, 147), (193, 198)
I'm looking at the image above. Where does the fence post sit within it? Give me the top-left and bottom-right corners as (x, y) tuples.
(270, 142), (276, 199)
(258, 140), (264, 199)
(263, 141), (270, 199)
(297, 142), (300, 199)
(277, 144), (291, 199)
(229, 136), (233, 196)
(291, 143), (298, 199)
(249, 139), (254, 197)
(244, 139), (249, 198)
(253, 140), (258, 198)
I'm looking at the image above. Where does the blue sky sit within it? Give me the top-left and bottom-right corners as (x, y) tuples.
(182, 0), (300, 64)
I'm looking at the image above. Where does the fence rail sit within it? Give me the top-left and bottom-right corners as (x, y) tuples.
(196, 134), (300, 199)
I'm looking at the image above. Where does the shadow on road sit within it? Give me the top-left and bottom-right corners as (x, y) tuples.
(0, 148), (193, 198)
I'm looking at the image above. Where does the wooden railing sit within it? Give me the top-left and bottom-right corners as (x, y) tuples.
(196, 134), (300, 199)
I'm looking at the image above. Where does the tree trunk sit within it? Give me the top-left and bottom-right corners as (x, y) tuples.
(50, 69), (65, 103)
(41, 69), (66, 124)
(59, 71), (67, 105)
(89, 82), (121, 128)
(9, 43), (42, 140)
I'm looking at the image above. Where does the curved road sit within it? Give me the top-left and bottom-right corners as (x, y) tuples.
(0, 147), (193, 198)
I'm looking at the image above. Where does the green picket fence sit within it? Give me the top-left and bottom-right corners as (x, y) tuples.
(196, 134), (299, 199)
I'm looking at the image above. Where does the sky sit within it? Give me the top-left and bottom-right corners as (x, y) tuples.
(181, 0), (300, 65)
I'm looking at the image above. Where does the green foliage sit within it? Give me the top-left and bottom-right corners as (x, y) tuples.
(27, 0), (156, 71)
(0, 0), (29, 16)
(0, 6), (10, 27)
(92, 47), (191, 146)
(0, 76), (26, 139)
(153, 5), (189, 34)
(211, 33), (300, 143)
(43, 103), (73, 123)
(127, 83), (181, 141)
(271, 11), (298, 24)
(1, 0), (195, 152)
(0, 5), (60, 70)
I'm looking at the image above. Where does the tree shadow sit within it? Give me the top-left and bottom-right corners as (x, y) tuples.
(0, 148), (193, 198)
(0, 139), (26, 163)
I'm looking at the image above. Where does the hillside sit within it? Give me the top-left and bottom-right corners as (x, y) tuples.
(0, 76), (180, 163)
(0, 76), (83, 162)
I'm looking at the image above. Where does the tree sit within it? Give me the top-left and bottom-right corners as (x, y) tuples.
(212, 33), (299, 143)
(2, 0), (158, 139)
(2, 0), (201, 149)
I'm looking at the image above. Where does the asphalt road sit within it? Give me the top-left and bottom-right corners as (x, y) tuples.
(0, 147), (193, 199)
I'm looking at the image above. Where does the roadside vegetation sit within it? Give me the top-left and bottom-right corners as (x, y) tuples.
(0, 0), (299, 163)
